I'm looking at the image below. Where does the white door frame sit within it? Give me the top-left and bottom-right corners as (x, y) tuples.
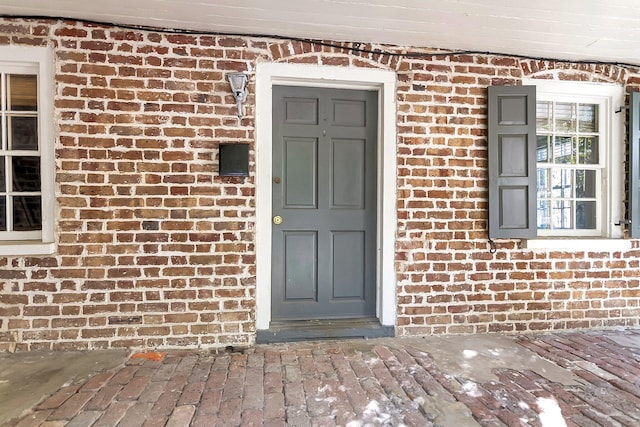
(254, 62), (397, 330)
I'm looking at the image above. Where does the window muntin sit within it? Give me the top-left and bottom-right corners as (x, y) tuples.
(528, 79), (624, 240)
(536, 100), (603, 235)
(0, 69), (42, 240)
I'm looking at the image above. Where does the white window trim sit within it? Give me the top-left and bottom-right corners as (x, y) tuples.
(523, 238), (631, 251)
(0, 46), (55, 256)
(523, 79), (625, 244)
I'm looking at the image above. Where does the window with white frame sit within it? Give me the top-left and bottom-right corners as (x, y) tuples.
(529, 80), (624, 238)
(0, 46), (54, 255)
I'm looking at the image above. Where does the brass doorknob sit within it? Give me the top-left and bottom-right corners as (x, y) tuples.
(273, 215), (283, 225)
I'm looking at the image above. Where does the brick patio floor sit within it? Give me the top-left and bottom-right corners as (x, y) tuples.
(7, 329), (640, 426)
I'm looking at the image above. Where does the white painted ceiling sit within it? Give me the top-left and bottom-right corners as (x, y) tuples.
(1, 0), (640, 65)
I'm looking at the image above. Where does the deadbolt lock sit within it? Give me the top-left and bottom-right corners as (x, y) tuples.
(273, 215), (283, 225)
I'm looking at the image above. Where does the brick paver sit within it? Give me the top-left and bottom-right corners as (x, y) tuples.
(6, 330), (640, 426)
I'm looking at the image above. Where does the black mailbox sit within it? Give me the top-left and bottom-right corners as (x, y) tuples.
(219, 143), (249, 177)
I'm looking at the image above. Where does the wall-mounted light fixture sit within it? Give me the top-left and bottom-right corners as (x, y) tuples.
(226, 72), (249, 118)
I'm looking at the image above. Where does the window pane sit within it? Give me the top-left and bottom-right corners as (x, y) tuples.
(576, 170), (596, 198)
(576, 201), (597, 229)
(537, 200), (551, 229)
(0, 157), (4, 191)
(537, 168), (550, 198)
(536, 102), (552, 131)
(8, 74), (37, 111)
(0, 197), (5, 231)
(551, 169), (573, 198)
(555, 103), (576, 132)
(10, 116), (38, 150)
(12, 157), (41, 191)
(12, 195), (41, 231)
(553, 136), (574, 164)
(536, 136), (550, 162)
(578, 136), (598, 164)
(552, 200), (573, 229)
(578, 104), (598, 133)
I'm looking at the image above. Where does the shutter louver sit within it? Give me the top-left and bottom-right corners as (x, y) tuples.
(629, 92), (640, 238)
(488, 85), (537, 239)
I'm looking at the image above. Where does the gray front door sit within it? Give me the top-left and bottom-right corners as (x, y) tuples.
(271, 86), (378, 320)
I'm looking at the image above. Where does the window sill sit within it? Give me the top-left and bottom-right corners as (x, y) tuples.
(522, 238), (632, 252)
(0, 241), (56, 256)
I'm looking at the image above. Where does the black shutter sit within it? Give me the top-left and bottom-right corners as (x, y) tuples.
(488, 85), (537, 239)
(629, 92), (640, 238)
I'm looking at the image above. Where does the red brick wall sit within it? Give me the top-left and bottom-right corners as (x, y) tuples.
(1, 18), (639, 350)
(395, 57), (640, 335)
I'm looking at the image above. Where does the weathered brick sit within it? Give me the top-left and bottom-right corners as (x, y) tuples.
(0, 17), (639, 353)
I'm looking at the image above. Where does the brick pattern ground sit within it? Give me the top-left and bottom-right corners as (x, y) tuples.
(8, 330), (640, 426)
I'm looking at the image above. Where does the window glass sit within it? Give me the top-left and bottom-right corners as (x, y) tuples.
(536, 101), (552, 130)
(536, 136), (550, 162)
(0, 197), (5, 231)
(552, 200), (573, 229)
(578, 104), (597, 132)
(536, 99), (602, 235)
(576, 170), (596, 198)
(12, 156), (41, 191)
(537, 200), (551, 230)
(551, 169), (572, 198)
(576, 201), (597, 229)
(12, 195), (41, 231)
(9, 116), (38, 150)
(553, 136), (573, 163)
(578, 136), (598, 164)
(8, 74), (37, 111)
(0, 156), (4, 190)
(536, 169), (550, 199)
(555, 103), (576, 132)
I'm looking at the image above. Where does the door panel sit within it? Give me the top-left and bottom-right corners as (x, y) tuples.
(284, 137), (317, 208)
(332, 99), (366, 127)
(332, 138), (365, 208)
(284, 231), (318, 300)
(332, 231), (365, 299)
(272, 86), (378, 320)
(284, 97), (318, 125)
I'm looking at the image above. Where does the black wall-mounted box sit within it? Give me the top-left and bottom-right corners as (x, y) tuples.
(219, 143), (249, 177)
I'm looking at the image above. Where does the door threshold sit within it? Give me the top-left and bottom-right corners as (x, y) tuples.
(256, 318), (394, 344)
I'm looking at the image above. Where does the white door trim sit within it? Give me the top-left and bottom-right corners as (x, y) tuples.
(255, 62), (397, 330)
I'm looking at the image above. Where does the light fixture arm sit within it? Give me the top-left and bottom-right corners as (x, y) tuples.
(226, 72), (249, 118)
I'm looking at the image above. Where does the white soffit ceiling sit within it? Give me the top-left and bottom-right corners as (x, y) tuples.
(1, 0), (639, 65)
